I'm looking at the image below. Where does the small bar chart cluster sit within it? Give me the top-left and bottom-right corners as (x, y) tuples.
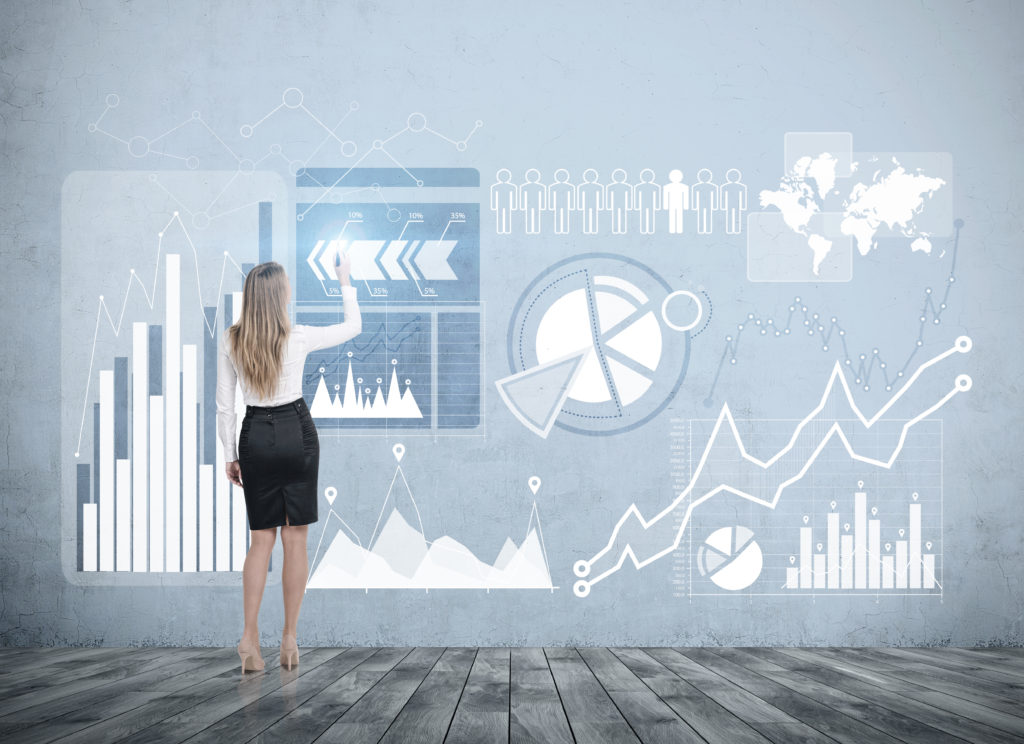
(78, 254), (252, 573)
(784, 485), (939, 593)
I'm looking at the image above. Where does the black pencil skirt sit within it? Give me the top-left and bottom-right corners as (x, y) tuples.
(237, 397), (319, 530)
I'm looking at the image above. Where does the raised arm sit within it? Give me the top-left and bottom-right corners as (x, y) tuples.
(301, 284), (362, 352)
(216, 330), (239, 462)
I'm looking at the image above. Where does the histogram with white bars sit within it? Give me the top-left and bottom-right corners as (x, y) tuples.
(61, 171), (288, 583)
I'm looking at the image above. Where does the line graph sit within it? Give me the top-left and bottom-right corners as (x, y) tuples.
(572, 336), (972, 597)
(703, 219), (963, 405)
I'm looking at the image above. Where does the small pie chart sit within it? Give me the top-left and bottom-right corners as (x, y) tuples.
(696, 526), (763, 591)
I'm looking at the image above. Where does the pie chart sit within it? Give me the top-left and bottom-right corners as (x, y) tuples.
(497, 254), (702, 437)
(697, 526), (763, 591)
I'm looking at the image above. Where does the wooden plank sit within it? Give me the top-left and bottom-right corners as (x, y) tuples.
(509, 647), (573, 744)
(52, 647), (345, 744)
(544, 647), (641, 744)
(0, 646), (126, 682)
(882, 647), (1024, 684)
(378, 647), (476, 744)
(770, 648), (1024, 743)
(315, 647), (447, 744)
(257, 647), (411, 743)
(577, 647), (703, 744)
(708, 647), (944, 744)
(446, 647), (510, 744)
(610, 647), (768, 744)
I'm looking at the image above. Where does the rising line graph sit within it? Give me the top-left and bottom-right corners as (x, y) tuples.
(572, 335), (972, 597)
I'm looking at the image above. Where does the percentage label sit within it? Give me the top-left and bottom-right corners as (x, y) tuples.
(349, 210), (363, 219)
(450, 211), (466, 220)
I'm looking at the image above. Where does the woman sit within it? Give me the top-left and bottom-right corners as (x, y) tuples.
(216, 254), (360, 673)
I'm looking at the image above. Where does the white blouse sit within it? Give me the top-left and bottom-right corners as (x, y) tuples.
(216, 284), (361, 461)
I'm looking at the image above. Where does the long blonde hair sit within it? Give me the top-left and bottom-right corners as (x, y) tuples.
(228, 262), (290, 399)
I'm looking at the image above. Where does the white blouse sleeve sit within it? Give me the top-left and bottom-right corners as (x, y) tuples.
(216, 330), (239, 462)
(298, 284), (362, 352)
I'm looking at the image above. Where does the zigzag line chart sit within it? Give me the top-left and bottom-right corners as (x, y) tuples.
(703, 219), (963, 405)
(572, 335), (973, 597)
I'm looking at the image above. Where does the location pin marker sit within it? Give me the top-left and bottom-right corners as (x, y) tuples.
(844, 523), (850, 532)
(912, 492), (919, 501)
(871, 506), (878, 516)
(926, 541), (932, 550)
(803, 515), (809, 525)
(392, 443), (405, 462)
(858, 480), (864, 488)
(528, 476), (541, 495)
(817, 543), (823, 552)
(324, 486), (337, 506)
(830, 500), (837, 510)
(885, 542), (892, 551)
(898, 528), (905, 538)
(789, 556), (796, 565)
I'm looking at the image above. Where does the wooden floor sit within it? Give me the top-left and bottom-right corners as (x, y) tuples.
(0, 646), (1021, 743)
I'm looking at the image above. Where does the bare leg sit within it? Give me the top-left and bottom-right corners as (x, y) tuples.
(280, 522), (309, 636)
(241, 527), (277, 644)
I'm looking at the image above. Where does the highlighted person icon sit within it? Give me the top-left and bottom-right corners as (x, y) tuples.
(692, 168), (718, 235)
(662, 169), (689, 234)
(634, 169), (660, 235)
(577, 169), (603, 235)
(520, 169), (546, 234)
(549, 169), (575, 235)
(720, 168), (747, 235)
(605, 169), (632, 235)
(491, 169), (518, 235)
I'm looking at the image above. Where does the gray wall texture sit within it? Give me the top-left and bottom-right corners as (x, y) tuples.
(1, 0), (1022, 647)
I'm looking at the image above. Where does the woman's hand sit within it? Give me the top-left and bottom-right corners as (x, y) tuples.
(226, 460), (243, 487)
(334, 249), (352, 286)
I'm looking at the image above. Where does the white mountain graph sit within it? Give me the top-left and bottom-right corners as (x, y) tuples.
(310, 361), (422, 419)
(307, 463), (554, 590)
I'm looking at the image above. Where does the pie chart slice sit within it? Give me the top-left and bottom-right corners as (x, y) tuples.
(494, 349), (590, 439)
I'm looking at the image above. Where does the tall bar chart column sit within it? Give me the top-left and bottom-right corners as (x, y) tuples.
(909, 500), (922, 589)
(854, 491), (866, 589)
(182, 344), (198, 572)
(165, 254), (181, 572)
(826, 511), (839, 589)
(132, 322), (148, 570)
(99, 370), (114, 572)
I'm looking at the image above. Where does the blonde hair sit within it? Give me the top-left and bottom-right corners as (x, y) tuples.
(228, 262), (290, 400)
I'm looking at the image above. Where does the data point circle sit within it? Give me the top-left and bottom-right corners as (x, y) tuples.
(386, 208), (401, 223)
(372, 139), (383, 150)
(105, 93), (120, 107)
(185, 156), (199, 170)
(407, 112), (427, 131)
(662, 290), (703, 332)
(574, 581), (591, 598)
(340, 141), (357, 157)
(239, 158), (255, 174)
(956, 374), (972, 391)
(573, 560), (590, 577)
(955, 336), (972, 352)
(193, 212), (210, 229)
(456, 141), (467, 151)
(282, 87), (303, 108)
(128, 136), (149, 157)
(239, 124), (253, 138)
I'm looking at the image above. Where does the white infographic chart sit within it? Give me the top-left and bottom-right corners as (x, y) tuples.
(497, 254), (704, 437)
(307, 445), (555, 590)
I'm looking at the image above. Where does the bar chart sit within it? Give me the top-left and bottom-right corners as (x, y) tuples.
(62, 170), (288, 583)
(784, 485), (940, 593)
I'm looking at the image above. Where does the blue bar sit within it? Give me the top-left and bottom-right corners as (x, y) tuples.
(92, 403), (100, 506)
(114, 356), (128, 459)
(203, 307), (217, 464)
(225, 295), (233, 332)
(296, 167), (480, 188)
(242, 262), (255, 276)
(77, 464), (90, 572)
(149, 325), (163, 395)
(259, 201), (272, 264)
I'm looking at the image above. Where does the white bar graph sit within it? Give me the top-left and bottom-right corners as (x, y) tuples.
(854, 491), (867, 589)
(115, 458), (131, 571)
(83, 503), (97, 572)
(132, 322), (148, 571)
(895, 541), (908, 589)
(840, 534), (853, 589)
(149, 395), (165, 572)
(199, 464), (214, 571)
(799, 526), (812, 589)
(165, 254), (181, 573)
(909, 502), (922, 589)
(215, 435), (231, 571)
(868, 519), (881, 590)
(232, 485), (247, 570)
(923, 554), (936, 589)
(99, 370), (114, 572)
(786, 567), (798, 588)
(826, 512), (839, 589)
(882, 556), (895, 589)
(182, 344), (198, 573)
(813, 554), (826, 589)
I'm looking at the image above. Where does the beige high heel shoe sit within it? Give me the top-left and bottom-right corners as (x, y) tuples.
(280, 633), (299, 671)
(237, 638), (266, 673)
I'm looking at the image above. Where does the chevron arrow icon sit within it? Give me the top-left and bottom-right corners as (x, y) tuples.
(413, 240), (458, 281)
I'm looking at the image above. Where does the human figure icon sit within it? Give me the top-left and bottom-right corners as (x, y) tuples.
(548, 168), (575, 234)
(577, 169), (603, 235)
(520, 169), (546, 234)
(720, 168), (747, 235)
(491, 169), (518, 235)
(692, 168), (718, 235)
(605, 169), (632, 235)
(634, 169), (660, 235)
(662, 169), (689, 234)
